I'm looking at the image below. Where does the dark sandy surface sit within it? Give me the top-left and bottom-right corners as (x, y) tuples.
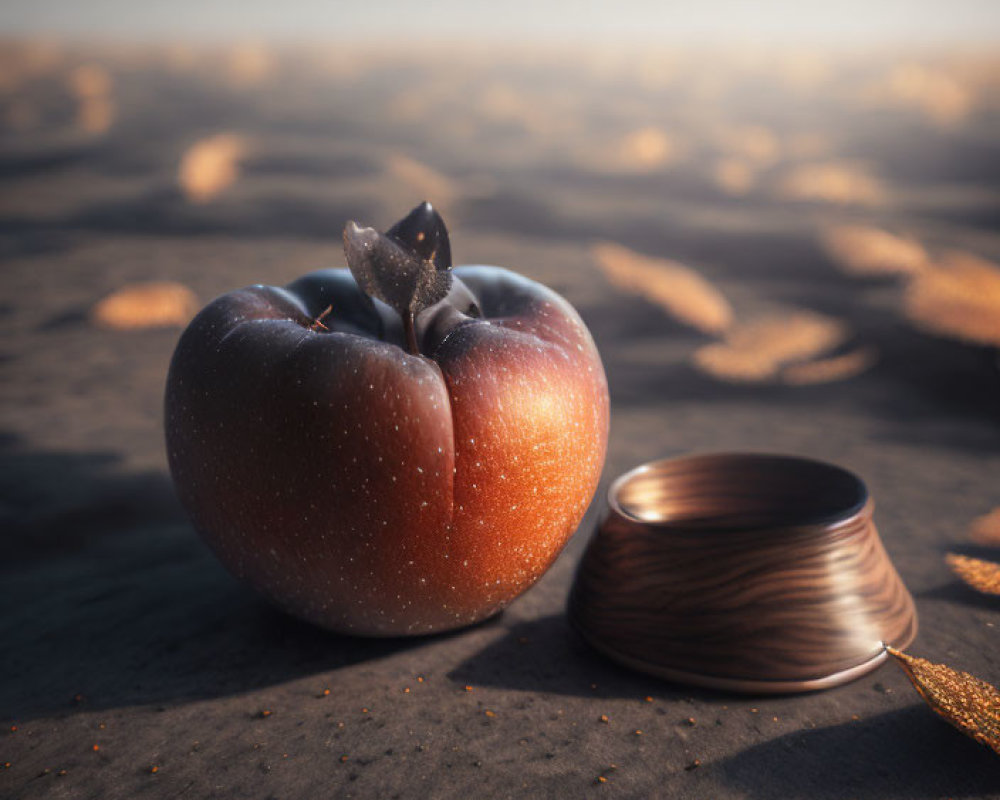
(1, 40), (999, 798)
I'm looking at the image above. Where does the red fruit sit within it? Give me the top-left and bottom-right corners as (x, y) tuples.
(165, 203), (608, 635)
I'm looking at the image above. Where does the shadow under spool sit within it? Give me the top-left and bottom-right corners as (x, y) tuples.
(568, 453), (918, 693)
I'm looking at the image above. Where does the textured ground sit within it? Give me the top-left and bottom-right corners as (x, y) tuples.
(2, 40), (1000, 798)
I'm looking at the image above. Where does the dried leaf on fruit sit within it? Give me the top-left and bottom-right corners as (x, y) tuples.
(343, 201), (452, 319)
(886, 646), (1000, 755)
(946, 554), (1000, 596)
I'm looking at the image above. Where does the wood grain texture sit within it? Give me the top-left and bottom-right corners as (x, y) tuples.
(569, 454), (917, 693)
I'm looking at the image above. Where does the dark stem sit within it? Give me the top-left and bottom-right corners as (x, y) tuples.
(402, 309), (420, 356)
(308, 304), (333, 332)
(342, 202), (453, 358)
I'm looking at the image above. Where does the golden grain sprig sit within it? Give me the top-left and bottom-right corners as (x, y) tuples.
(946, 554), (1000, 596)
(886, 646), (1000, 756)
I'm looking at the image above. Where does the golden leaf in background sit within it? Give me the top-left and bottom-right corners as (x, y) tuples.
(904, 251), (1000, 348)
(821, 225), (930, 277)
(178, 134), (248, 203)
(692, 344), (780, 382)
(781, 346), (878, 385)
(886, 647), (1000, 756)
(970, 508), (1000, 547)
(91, 282), (199, 330)
(946, 554), (1000, 596)
(591, 242), (733, 335)
(693, 312), (846, 383)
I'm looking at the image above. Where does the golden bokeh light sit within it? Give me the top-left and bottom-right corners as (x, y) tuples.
(616, 127), (680, 170)
(715, 124), (781, 167)
(970, 508), (1000, 547)
(904, 251), (1000, 347)
(68, 63), (116, 135)
(693, 312), (847, 383)
(91, 282), (200, 330)
(178, 133), (249, 203)
(781, 347), (877, 385)
(776, 161), (887, 205)
(591, 241), (733, 335)
(863, 62), (974, 125)
(821, 225), (930, 277)
(225, 42), (275, 87)
(712, 158), (756, 196)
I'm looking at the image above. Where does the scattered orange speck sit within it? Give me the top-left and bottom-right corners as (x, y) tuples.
(322, 689), (330, 696)
(258, 709), (272, 718)
(599, 715), (609, 724)
(634, 729), (643, 736)
(57, 769), (68, 776)
(417, 675), (425, 683)
(484, 709), (496, 718)
(464, 686), (473, 693)
(851, 714), (860, 721)
(149, 765), (159, 774)
(361, 707), (369, 714)
(340, 755), (349, 763)
(750, 708), (759, 714)
(403, 687), (411, 694)
(685, 759), (701, 771)
(772, 716), (779, 722)
(74, 694), (84, 703)
(92, 744), (100, 752)
(596, 775), (608, 784)
(644, 696), (653, 703)
(98, 723), (106, 730)
(2, 762), (10, 769)
(685, 717), (696, 726)
(9, 726), (16, 732)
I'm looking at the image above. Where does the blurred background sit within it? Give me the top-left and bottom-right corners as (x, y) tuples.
(2, 3), (1000, 798)
(3, 0), (1000, 545)
(2, 0), (1000, 536)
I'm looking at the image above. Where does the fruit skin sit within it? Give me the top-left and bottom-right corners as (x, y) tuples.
(165, 266), (609, 635)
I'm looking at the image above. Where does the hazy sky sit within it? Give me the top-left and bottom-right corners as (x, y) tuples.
(2, 0), (999, 43)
